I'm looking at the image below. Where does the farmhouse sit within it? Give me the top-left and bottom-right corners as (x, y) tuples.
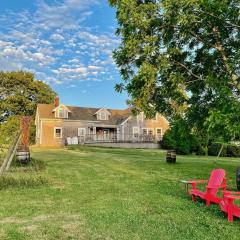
(35, 97), (169, 146)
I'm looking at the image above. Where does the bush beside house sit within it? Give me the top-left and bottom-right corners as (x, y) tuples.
(161, 118), (200, 155)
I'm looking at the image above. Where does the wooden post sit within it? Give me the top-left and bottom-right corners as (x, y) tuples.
(0, 131), (21, 176)
(217, 144), (224, 158)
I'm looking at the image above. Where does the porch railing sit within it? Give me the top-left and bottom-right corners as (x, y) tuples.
(65, 133), (163, 145)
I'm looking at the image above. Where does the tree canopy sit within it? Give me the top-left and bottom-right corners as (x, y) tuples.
(0, 71), (56, 122)
(109, 0), (240, 141)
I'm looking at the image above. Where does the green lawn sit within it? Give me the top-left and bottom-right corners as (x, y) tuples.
(0, 146), (240, 240)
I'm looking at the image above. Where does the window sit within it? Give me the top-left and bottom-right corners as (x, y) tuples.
(54, 127), (62, 138)
(156, 128), (162, 140)
(156, 128), (162, 135)
(78, 128), (86, 136)
(142, 128), (148, 135)
(55, 108), (68, 118)
(97, 112), (108, 120)
(133, 127), (139, 136)
(148, 129), (154, 135)
(100, 113), (106, 120)
(133, 127), (139, 133)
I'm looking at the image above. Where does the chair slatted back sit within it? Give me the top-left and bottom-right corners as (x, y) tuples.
(207, 169), (226, 195)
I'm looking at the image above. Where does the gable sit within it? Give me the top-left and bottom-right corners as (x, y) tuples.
(52, 104), (71, 113)
(94, 108), (111, 116)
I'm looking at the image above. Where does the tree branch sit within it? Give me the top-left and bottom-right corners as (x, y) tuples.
(198, 9), (240, 29)
(171, 60), (203, 83)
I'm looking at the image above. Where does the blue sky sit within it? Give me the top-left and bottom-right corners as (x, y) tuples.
(0, 0), (128, 109)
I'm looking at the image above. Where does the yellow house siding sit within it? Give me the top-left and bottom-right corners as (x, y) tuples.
(40, 119), (64, 146)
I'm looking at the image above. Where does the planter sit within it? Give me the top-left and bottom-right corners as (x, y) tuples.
(166, 150), (176, 163)
(16, 150), (30, 164)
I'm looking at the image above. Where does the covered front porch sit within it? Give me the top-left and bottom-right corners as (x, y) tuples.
(84, 125), (118, 143)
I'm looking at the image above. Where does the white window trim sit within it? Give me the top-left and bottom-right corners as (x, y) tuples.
(98, 112), (109, 120)
(148, 128), (154, 135)
(142, 128), (148, 135)
(133, 127), (139, 135)
(156, 128), (162, 135)
(78, 128), (86, 136)
(54, 127), (62, 138)
(142, 128), (155, 135)
(55, 109), (68, 119)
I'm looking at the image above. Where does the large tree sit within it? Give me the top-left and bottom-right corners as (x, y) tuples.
(109, 0), (240, 140)
(0, 71), (56, 122)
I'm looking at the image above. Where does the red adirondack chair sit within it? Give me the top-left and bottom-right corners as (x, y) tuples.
(187, 169), (227, 206)
(220, 190), (240, 222)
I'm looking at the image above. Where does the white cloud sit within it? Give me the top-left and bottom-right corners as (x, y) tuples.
(68, 58), (80, 63)
(50, 33), (65, 41)
(0, 0), (119, 85)
(88, 65), (102, 70)
(32, 52), (45, 61)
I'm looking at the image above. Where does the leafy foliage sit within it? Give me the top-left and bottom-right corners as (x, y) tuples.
(0, 71), (56, 123)
(110, 0), (240, 141)
(161, 117), (200, 155)
(0, 116), (20, 157)
(208, 142), (227, 157)
(208, 142), (240, 157)
(0, 71), (56, 145)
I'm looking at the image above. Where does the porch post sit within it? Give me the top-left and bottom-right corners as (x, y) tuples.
(117, 127), (120, 141)
(93, 127), (96, 141)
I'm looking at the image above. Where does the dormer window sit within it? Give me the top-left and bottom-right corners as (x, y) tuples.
(53, 104), (71, 119)
(94, 108), (111, 121)
(99, 113), (108, 120)
(56, 108), (68, 118)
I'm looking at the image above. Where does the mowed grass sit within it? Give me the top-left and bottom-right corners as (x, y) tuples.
(0, 146), (240, 239)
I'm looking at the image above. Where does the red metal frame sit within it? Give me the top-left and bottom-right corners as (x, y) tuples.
(187, 169), (227, 206)
(220, 190), (240, 222)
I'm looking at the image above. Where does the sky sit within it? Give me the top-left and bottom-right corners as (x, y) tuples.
(0, 0), (128, 109)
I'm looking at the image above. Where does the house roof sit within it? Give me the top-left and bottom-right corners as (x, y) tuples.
(37, 104), (131, 125)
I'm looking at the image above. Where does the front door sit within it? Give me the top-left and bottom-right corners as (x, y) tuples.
(103, 129), (109, 140)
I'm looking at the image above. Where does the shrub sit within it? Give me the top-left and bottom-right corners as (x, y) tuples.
(208, 142), (240, 157)
(161, 117), (200, 155)
(197, 146), (207, 156)
(177, 141), (190, 155)
(161, 129), (176, 150)
(208, 143), (227, 157)
(227, 144), (240, 157)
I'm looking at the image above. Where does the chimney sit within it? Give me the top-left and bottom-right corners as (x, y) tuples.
(54, 96), (60, 107)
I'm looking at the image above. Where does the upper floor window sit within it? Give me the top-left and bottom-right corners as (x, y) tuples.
(55, 108), (68, 118)
(95, 108), (111, 121)
(98, 113), (108, 120)
(133, 127), (139, 137)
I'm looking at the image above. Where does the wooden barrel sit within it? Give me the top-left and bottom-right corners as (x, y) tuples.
(16, 151), (30, 164)
(236, 167), (240, 190)
(166, 150), (176, 163)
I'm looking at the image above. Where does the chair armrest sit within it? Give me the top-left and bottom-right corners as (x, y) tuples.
(223, 190), (240, 195)
(185, 180), (208, 191)
(224, 194), (240, 200)
(186, 180), (208, 184)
